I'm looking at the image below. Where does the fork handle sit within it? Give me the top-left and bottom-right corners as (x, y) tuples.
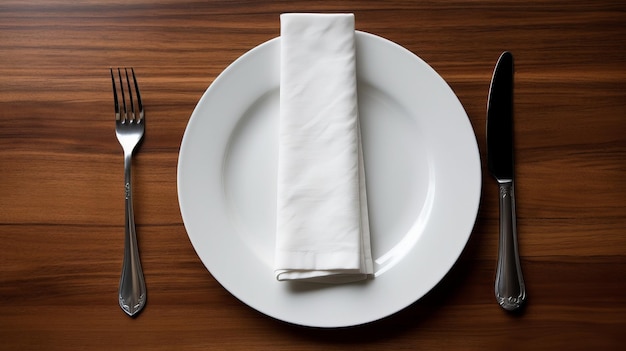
(495, 181), (526, 311)
(119, 152), (146, 317)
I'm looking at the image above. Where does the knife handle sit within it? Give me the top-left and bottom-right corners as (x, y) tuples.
(495, 181), (526, 311)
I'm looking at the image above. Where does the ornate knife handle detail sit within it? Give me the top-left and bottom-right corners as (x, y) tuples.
(495, 181), (527, 311)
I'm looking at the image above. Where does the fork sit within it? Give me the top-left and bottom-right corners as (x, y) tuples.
(111, 67), (146, 317)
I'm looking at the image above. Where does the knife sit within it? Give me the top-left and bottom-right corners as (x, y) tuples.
(487, 51), (527, 311)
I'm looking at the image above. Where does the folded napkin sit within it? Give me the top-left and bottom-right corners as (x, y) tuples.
(274, 13), (374, 283)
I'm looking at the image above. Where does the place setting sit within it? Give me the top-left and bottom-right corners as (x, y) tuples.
(4, 1), (624, 348)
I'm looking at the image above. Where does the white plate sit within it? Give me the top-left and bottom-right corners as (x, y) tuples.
(177, 31), (481, 328)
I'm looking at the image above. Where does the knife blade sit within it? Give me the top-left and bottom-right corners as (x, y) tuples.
(487, 51), (527, 311)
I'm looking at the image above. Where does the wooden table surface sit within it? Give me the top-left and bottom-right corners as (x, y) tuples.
(1, 0), (625, 349)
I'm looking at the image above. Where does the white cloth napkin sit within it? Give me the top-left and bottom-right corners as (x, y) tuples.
(274, 13), (374, 283)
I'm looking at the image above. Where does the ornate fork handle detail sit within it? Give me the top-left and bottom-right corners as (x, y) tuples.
(112, 68), (146, 317)
(119, 152), (146, 316)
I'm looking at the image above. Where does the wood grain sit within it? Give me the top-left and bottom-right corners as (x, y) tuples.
(1, 0), (625, 349)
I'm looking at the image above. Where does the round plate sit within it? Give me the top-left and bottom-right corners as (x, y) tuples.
(177, 31), (481, 328)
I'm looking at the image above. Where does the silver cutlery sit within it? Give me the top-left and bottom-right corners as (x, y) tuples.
(486, 52), (527, 311)
(111, 67), (146, 317)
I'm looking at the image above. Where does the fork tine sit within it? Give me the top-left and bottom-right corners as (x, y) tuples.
(130, 68), (144, 122)
(110, 68), (120, 121)
(124, 68), (135, 122)
(117, 68), (128, 123)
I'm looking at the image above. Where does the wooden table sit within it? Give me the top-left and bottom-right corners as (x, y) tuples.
(1, 1), (625, 349)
